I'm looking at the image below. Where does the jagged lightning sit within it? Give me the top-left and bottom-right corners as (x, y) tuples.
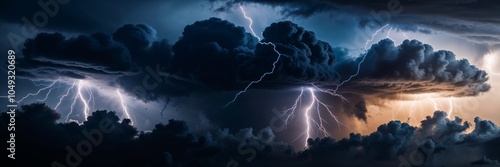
(231, 5), (354, 148)
(278, 87), (349, 148)
(15, 78), (134, 123)
(17, 79), (60, 104)
(304, 88), (314, 148)
(320, 24), (391, 96)
(116, 89), (132, 124)
(77, 80), (90, 121)
(224, 5), (284, 107)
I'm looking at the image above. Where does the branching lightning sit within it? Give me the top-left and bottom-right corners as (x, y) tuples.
(230, 6), (464, 149)
(277, 87), (350, 148)
(14, 78), (134, 124)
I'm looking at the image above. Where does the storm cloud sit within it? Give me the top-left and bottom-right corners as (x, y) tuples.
(16, 18), (491, 121)
(333, 39), (491, 97)
(17, 24), (175, 101)
(3, 103), (500, 166)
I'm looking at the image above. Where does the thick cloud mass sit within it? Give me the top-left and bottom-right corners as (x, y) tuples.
(334, 39), (491, 97)
(18, 24), (174, 100)
(166, 18), (337, 90)
(16, 18), (491, 121)
(20, 32), (137, 79)
(3, 103), (500, 166)
(246, 21), (337, 84)
(168, 18), (257, 89)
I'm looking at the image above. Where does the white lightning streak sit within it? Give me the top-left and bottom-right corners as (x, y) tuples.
(304, 88), (315, 148)
(55, 80), (76, 110)
(330, 24), (391, 94)
(224, 5), (284, 107)
(77, 80), (89, 121)
(17, 80), (59, 104)
(239, 5), (260, 40)
(116, 89), (132, 124)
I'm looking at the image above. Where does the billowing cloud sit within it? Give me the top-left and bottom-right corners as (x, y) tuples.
(19, 32), (138, 80)
(165, 18), (337, 90)
(3, 103), (500, 166)
(16, 18), (491, 121)
(334, 39), (491, 97)
(17, 24), (174, 101)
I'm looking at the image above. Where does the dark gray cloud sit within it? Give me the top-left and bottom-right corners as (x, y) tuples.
(211, 0), (500, 45)
(333, 39), (491, 98)
(17, 24), (175, 101)
(166, 18), (338, 90)
(16, 18), (491, 121)
(19, 32), (138, 80)
(4, 103), (500, 166)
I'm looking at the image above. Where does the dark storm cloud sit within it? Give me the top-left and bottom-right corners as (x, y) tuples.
(314, 38), (490, 120)
(246, 21), (337, 83)
(19, 32), (138, 80)
(333, 39), (491, 98)
(16, 18), (491, 121)
(17, 24), (175, 101)
(165, 18), (337, 90)
(211, 0), (500, 44)
(167, 17), (257, 90)
(4, 103), (500, 166)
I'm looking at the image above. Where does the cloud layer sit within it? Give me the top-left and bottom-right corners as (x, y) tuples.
(2, 103), (500, 166)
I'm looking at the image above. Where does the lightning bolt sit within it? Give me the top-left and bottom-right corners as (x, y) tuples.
(17, 79), (60, 104)
(327, 24), (391, 95)
(304, 88), (314, 148)
(278, 87), (349, 148)
(116, 89), (133, 124)
(56, 80), (76, 110)
(77, 80), (90, 121)
(224, 5), (284, 107)
(15, 77), (135, 124)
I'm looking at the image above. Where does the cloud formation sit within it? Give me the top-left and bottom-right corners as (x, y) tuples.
(16, 18), (491, 121)
(3, 103), (500, 166)
(334, 39), (491, 97)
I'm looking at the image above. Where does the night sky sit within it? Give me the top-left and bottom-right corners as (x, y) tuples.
(1, 0), (500, 166)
